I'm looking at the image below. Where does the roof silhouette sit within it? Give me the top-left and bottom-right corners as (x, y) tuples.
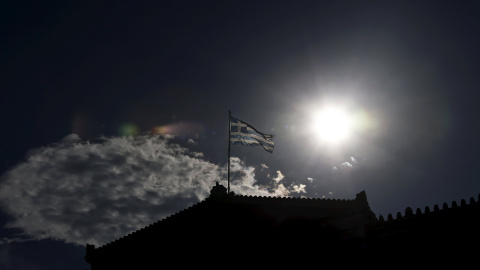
(85, 182), (480, 268)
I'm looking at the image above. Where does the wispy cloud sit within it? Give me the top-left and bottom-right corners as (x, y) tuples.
(0, 235), (39, 245)
(341, 161), (353, 167)
(0, 134), (280, 247)
(333, 156), (362, 171)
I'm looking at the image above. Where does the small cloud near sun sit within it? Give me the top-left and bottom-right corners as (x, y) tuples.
(333, 156), (362, 171)
(341, 162), (353, 167)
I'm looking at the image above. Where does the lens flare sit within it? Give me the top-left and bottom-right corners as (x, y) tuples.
(151, 122), (205, 137)
(119, 123), (139, 136)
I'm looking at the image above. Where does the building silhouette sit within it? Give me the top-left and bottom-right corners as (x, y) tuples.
(85, 182), (480, 268)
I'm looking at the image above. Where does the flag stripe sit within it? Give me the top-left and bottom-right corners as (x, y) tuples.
(230, 131), (270, 142)
(230, 135), (274, 148)
(230, 137), (274, 153)
(231, 141), (274, 152)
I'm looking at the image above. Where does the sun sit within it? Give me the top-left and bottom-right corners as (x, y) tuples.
(311, 106), (353, 145)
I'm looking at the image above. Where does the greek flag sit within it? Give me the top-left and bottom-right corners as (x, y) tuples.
(230, 117), (274, 153)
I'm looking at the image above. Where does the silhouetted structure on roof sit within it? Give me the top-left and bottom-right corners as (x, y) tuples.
(85, 182), (480, 268)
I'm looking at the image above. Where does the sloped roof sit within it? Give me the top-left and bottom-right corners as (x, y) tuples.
(90, 182), (376, 253)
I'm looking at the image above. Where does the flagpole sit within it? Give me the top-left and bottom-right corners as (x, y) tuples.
(227, 110), (231, 193)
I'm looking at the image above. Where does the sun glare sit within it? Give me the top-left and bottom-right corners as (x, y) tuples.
(311, 107), (352, 145)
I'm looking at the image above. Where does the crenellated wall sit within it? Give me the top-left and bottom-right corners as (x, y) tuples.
(376, 193), (480, 223)
(365, 193), (480, 261)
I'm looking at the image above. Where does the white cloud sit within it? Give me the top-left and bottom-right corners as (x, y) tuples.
(307, 177), (313, 182)
(273, 170), (284, 182)
(228, 157), (274, 196)
(0, 134), (279, 247)
(228, 158), (288, 196)
(341, 162), (353, 167)
(273, 184), (289, 196)
(260, 163), (269, 169)
(292, 184), (306, 194)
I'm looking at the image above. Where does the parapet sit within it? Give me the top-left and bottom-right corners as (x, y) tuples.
(376, 193), (480, 223)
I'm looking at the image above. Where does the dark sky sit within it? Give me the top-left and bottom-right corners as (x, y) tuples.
(2, 1), (480, 269)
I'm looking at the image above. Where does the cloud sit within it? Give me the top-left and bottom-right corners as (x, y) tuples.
(273, 170), (284, 182)
(260, 163), (269, 169)
(333, 156), (362, 171)
(0, 134), (279, 247)
(273, 184), (289, 196)
(307, 177), (313, 182)
(228, 158), (287, 196)
(0, 236), (38, 245)
(341, 162), (353, 167)
(321, 192), (333, 199)
(292, 184), (306, 194)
